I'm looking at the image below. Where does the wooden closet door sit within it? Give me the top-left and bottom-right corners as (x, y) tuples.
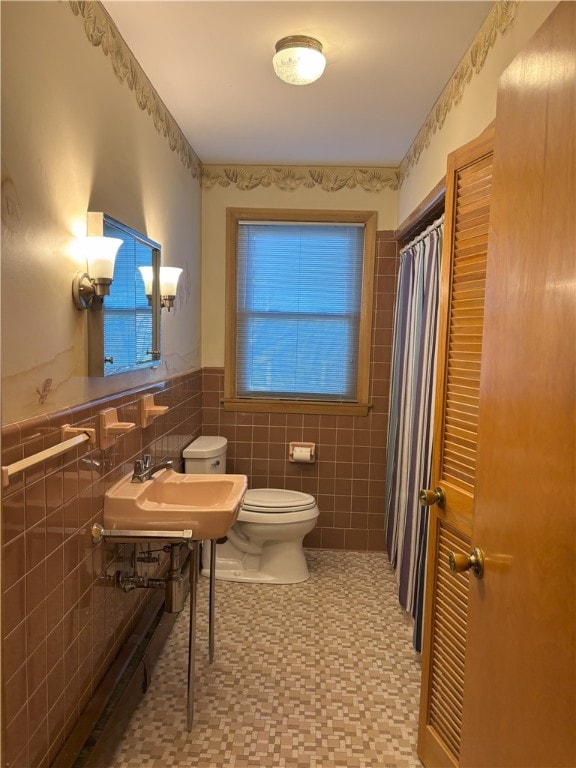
(417, 126), (495, 768)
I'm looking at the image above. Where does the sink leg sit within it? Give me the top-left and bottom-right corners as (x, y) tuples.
(209, 539), (216, 664)
(186, 541), (198, 731)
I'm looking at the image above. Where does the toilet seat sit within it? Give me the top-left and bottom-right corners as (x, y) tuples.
(238, 488), (319, 524)
(242, 488), (317, 512)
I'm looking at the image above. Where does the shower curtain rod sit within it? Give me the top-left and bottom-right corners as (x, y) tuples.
(400, 214), (445, 256)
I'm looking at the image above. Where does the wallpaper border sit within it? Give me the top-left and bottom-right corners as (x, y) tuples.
(201, 165), (399, 193)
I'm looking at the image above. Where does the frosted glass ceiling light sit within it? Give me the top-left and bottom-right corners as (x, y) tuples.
(273, 35), (326, 85)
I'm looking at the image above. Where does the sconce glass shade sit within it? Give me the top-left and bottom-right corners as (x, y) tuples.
(72, 235), (123, 309)
(84, 236), (123, 282)
(273, 35), (326, 85)
(159, 266), (182, 311)
(160, 267), (183, 296)
(138, 266), (154, 296)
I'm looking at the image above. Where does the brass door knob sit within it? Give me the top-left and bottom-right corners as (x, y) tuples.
(419, 487), (446, 508)
(448, 547), (485, 579)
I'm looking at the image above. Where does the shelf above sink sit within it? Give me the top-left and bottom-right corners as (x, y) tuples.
(104, 469), (247, 540)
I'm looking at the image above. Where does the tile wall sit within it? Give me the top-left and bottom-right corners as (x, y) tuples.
(202, 232), (399, 552)
(1, 371), (203, 767)
(0, 231), (399, 768)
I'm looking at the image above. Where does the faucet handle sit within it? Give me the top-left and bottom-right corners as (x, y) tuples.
(142, 454), (152, 469)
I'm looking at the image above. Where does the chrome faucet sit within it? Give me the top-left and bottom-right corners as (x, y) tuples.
(131, 454), (173, 483)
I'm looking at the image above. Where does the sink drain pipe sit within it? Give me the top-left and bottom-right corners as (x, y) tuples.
(118, 542), (186, 613)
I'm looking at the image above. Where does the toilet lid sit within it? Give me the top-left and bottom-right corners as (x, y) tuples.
(242, 488), (317, 513)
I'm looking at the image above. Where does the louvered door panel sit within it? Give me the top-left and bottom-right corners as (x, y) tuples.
(418, 126), (494, 768)
(442, 157), (491, 491)
(428, 524), (470, 758)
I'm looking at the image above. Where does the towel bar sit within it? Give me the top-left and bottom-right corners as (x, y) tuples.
(1, 427), (95, 489)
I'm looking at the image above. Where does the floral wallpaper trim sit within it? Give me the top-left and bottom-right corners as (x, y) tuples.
(201, 165), (399, 193)
(398, 0), (519, 185)
(70, 1), (202, 179)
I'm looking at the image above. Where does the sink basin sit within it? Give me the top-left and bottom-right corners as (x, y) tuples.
(104, 469), (247, 539)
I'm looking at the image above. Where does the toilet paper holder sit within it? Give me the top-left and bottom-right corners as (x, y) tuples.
(289, 442), (316, 463)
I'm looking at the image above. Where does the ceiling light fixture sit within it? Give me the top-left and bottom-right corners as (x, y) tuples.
(272, 35), (326, 86)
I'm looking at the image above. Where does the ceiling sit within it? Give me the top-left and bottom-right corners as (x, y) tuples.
(102, 1), (494, 167)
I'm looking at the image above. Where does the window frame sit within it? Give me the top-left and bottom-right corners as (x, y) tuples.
(224, 207), (376, 415)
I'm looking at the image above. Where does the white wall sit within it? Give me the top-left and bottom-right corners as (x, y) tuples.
(1, 2), (202, 424)
(398, 1), (558, 221)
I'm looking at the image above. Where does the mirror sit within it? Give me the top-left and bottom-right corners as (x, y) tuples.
(87, 213), (161, 377)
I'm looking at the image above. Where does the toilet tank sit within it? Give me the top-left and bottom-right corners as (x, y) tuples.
(183, 436), (227, 474)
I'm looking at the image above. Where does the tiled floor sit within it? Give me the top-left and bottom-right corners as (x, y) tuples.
(110, 551), (423, 768)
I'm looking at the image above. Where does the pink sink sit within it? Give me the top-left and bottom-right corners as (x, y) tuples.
(104, 469), (247, 539)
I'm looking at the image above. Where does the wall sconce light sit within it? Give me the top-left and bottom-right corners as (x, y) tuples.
(73, 236), (123, 310)
(159, 267), (183, 311)
(138, 265), (154, 301)
(138, 265), (182, 312)
(272, 35), (326, 85)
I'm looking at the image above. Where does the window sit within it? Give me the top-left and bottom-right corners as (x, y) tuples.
(224, 208), (376, 415)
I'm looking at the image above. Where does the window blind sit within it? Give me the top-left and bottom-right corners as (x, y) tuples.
(236, 221), (365, 401)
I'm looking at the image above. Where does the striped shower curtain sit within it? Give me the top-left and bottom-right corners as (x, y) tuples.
(385, 216), (443, 651)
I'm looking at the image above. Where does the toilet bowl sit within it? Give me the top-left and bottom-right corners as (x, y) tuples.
(206, 488), (319, 584)
(183, 437), (319, 584)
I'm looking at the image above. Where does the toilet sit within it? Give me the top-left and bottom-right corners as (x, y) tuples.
(183, 436), (319, 584)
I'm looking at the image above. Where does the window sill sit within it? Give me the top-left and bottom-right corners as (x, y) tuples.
(222, 398), (371, 417)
